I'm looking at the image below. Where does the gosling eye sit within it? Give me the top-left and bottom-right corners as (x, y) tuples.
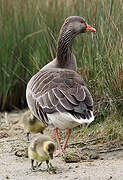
(48, 148), (50, 152)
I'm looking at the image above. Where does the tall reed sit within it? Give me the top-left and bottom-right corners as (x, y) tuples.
(0, 0), (123, 120)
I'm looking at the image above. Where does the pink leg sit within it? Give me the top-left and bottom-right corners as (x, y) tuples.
(53, 128), (63, 157)
(62, 129), (72, 150)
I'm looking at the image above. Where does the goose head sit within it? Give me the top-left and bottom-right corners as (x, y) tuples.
(60, 16), (96, 36)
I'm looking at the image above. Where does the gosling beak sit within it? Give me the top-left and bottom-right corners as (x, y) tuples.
(86, 24), (96, 32)
(49, 153), (53, 159)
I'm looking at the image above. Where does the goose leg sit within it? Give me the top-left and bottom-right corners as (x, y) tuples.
(53, 128), (63, 156)
(62, 129), (72, 150)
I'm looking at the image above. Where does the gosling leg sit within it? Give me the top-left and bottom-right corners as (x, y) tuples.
(46, 160), (50, 171)
(27, 132), (30, 142)
(31, 159), (35, 170)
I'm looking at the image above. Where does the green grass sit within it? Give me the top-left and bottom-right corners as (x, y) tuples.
(0, 0), (123, 125)
(70, 113), (123, 145)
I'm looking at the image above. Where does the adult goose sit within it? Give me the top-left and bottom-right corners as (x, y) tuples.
(26, 16), (96, 156)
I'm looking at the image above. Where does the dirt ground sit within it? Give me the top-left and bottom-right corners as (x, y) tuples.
(0, 110), (123, 180)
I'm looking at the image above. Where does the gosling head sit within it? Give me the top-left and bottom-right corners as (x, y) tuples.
(43, 141), (56, 159)
(28, 113), (37, 125)
(23, 110), (36, 125)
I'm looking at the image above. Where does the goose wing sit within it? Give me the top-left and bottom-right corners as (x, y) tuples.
(26, 69), (93, 125)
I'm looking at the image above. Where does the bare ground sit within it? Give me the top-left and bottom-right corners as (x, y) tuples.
(0, 110), (123, 180)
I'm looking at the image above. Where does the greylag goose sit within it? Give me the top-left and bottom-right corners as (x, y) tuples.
(26, 16), (96, 156)
(22, 110), (46, 142)
(28, 135), (56, 171)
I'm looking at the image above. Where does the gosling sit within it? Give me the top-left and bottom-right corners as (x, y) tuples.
(28, 135), (56, 171)
(22, 110), (46, 142)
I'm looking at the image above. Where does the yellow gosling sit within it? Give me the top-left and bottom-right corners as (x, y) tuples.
(22, 110), (46, 141)
(28, 135), (56, 171)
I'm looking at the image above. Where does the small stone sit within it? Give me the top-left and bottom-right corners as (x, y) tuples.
(68, 166), (72, 169)
(63, 152), (81, 163)
(75, 165), (79, 168)
(15, 147), (28, 158)
(100, 157), (104, 160)
(6, 175), (9, 179)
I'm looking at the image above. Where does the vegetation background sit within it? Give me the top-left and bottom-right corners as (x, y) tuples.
(0, 0), (123, 127)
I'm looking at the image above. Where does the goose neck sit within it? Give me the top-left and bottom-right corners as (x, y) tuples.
(56, 30), (75, 68)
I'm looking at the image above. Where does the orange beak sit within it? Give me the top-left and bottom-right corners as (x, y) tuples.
(86, 24), (96, 32)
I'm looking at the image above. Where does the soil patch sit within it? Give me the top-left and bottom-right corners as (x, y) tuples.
(0, 110), (123, 180)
